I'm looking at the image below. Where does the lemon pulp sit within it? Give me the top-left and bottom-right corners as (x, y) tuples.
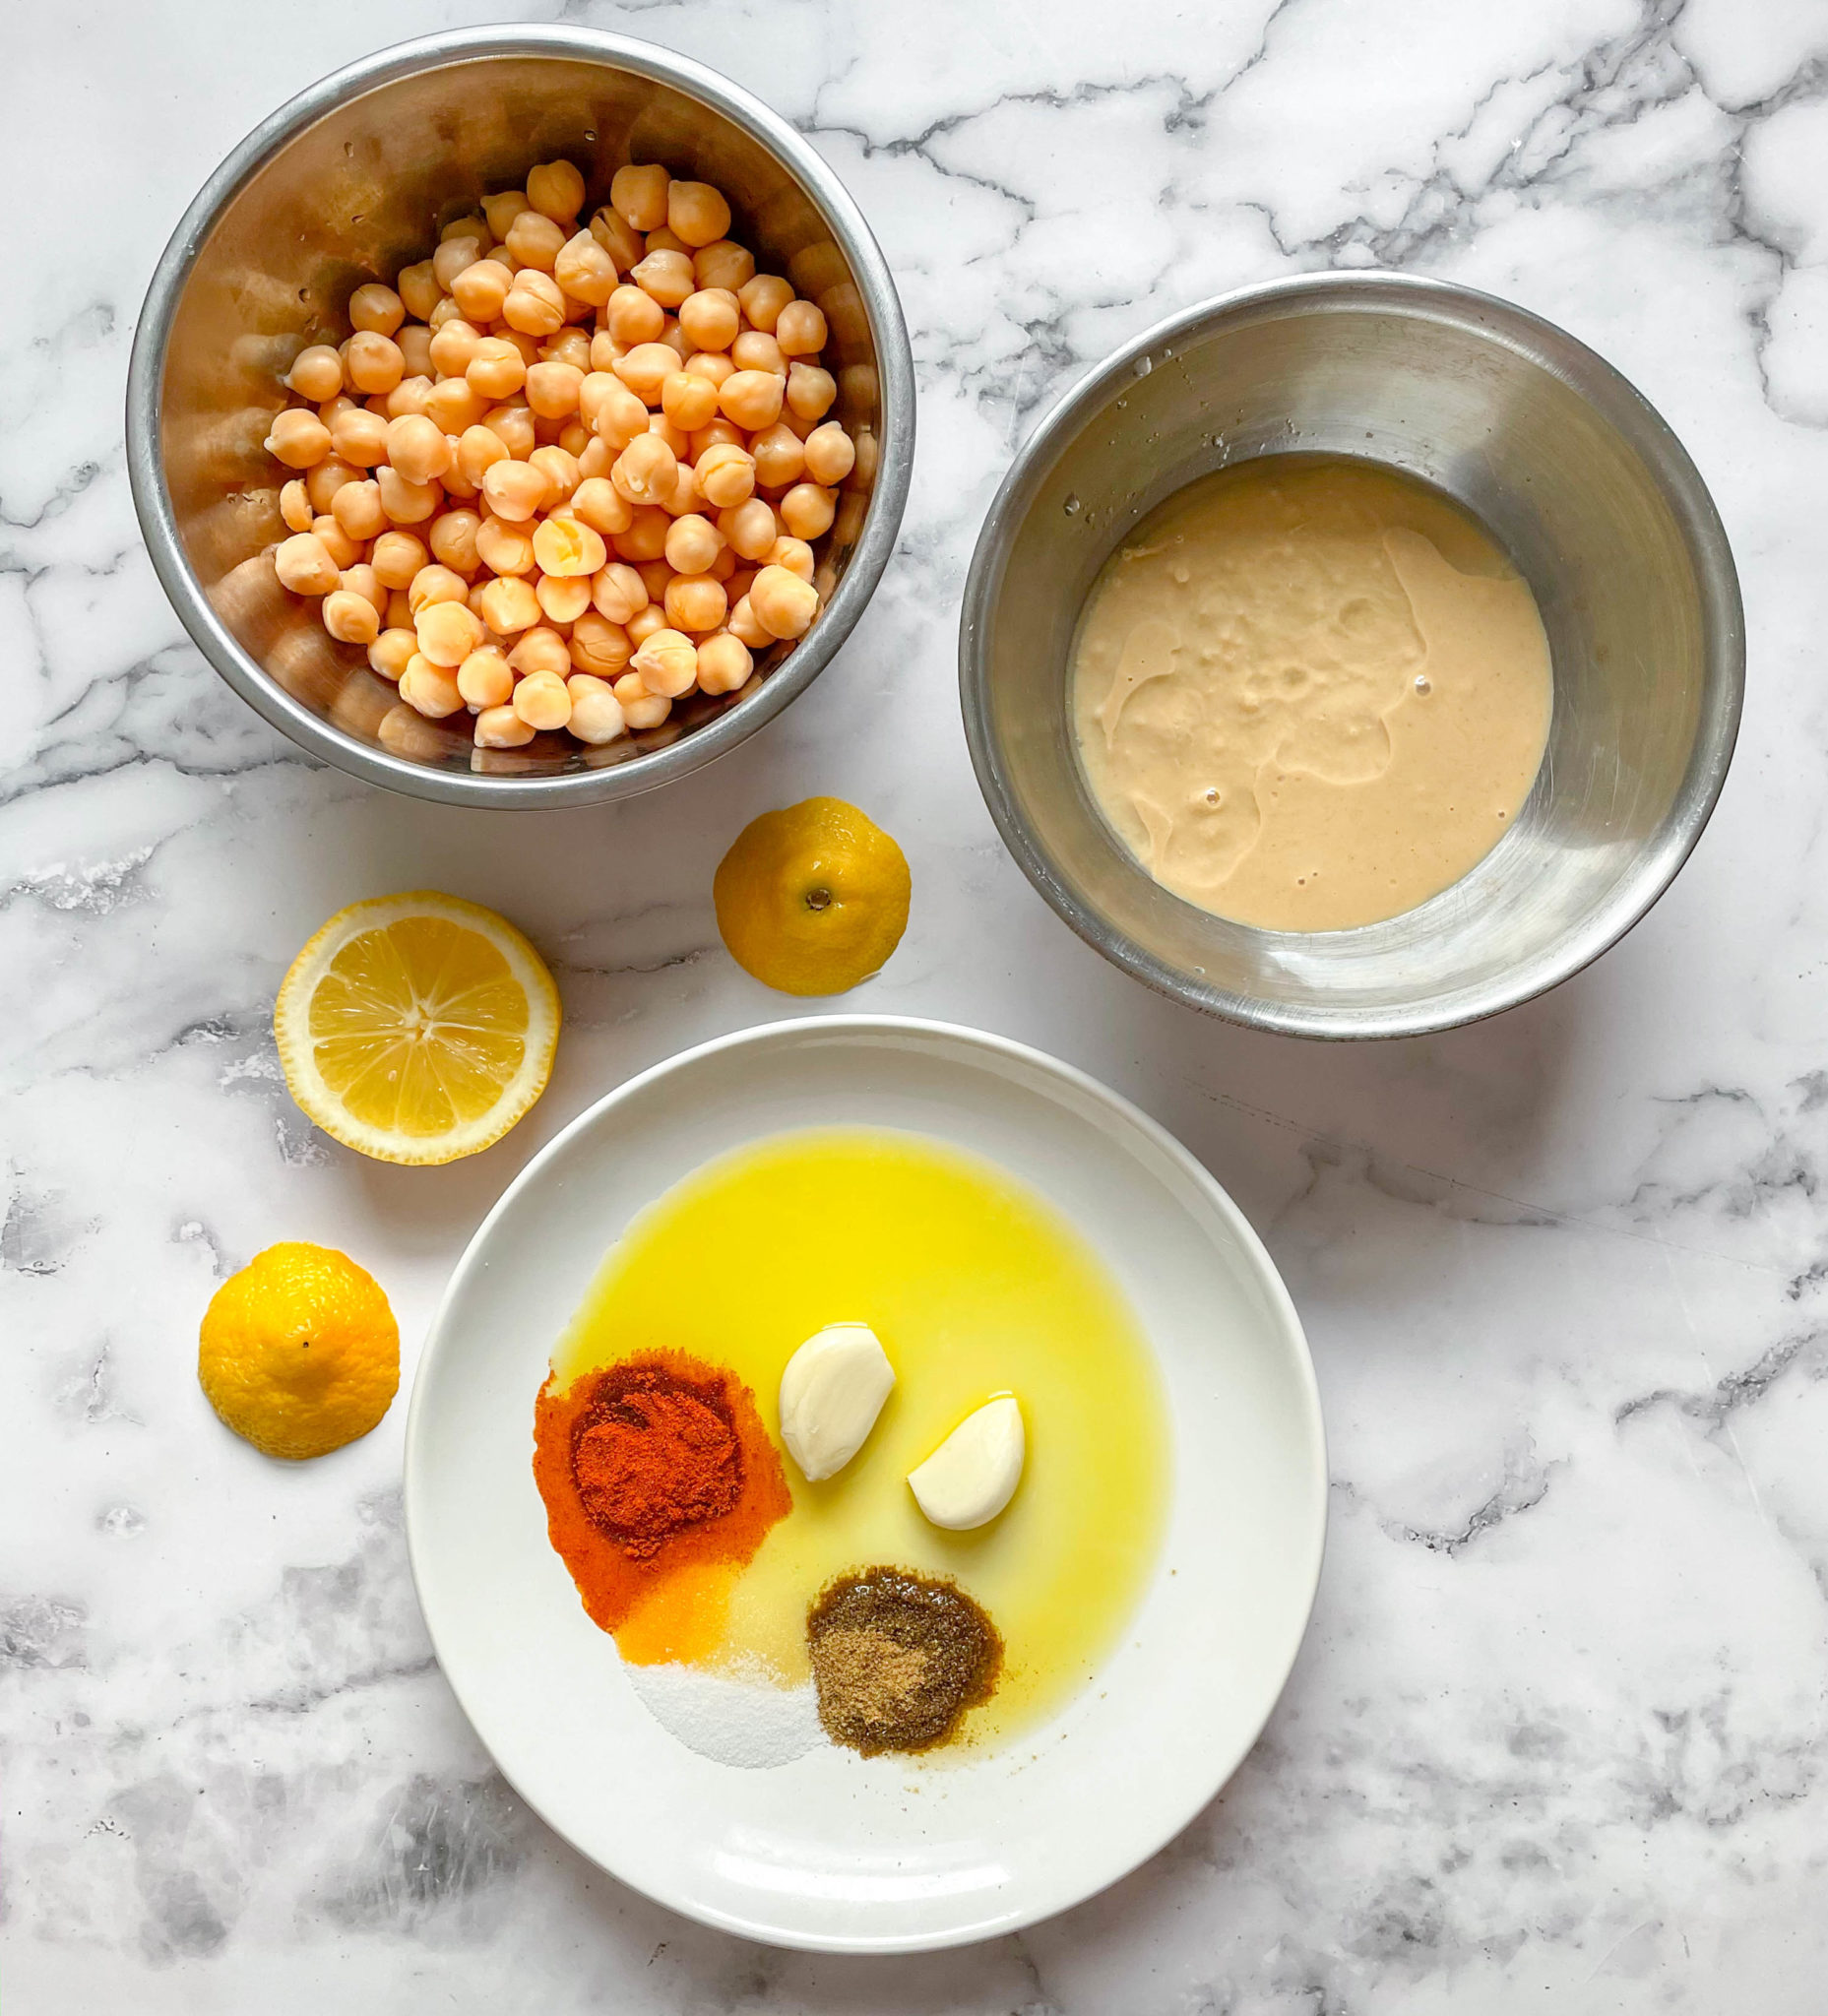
(550, 1127), (1171, 1751)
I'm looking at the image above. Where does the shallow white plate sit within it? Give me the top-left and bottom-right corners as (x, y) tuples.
(405, 1017), (1326, 1952)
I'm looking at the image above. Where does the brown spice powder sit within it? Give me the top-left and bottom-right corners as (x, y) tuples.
(807, 1567), (1002, 1756)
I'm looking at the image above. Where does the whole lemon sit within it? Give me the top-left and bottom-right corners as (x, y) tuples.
(714, 796), (911, 996)
(199, 1242), (400, 1460)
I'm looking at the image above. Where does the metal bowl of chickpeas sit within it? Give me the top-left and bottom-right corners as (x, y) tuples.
(126, 27), (914, 803)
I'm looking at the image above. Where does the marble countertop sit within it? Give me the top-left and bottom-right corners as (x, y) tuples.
(7, 0), (1828, 2006)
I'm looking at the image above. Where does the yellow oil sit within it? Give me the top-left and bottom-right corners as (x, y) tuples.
(549, 1126), (1170, 1752)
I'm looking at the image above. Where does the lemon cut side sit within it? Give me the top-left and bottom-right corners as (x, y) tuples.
(275, 892), (560, 1166)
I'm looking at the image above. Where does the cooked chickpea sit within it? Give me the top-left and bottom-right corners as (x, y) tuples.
(466, 337), (528, 402)
(621, 687), (673, 730)
(406, 564), (469, 617)
(708, 545), (738, 584)
(304, 452), (358, 509)
(532, 515), (608, 578)
(475, 458), (545, 524)
(428, 319), (484, 378)
(322, 588), (381, 645)
(310, 514), (361, 569)
(693, 240), (755, 291)
(505, 209), (566, 273)
(611, 163), (670, 233)
(604, 283), (665, 346)
(718, 368), (785, 431)
(561, 673), (625, 744)
(384, 589), (415, 630)
(727, 594), (772, 650)
(686, 350), (737, 389)
(625, 601), (669, 647)
(749, 564), (820, 640)
(332, 478), (387, 541)
(720, 497), (780, 561)
(376, 465), (442, 525)
(766, 535), (817, 584)
(331, 405), (390, 467)
(368, 627), (416, 680)
(731, 331), (786, 379)
(345, 332), (405, 396)
(662, 179), (726, 248)
(630, 626), (700, 697)
(677, 287), (739, 353)
(383, 412), (450, 487)
(398, 260), (443, 322)
(383, 375), (435, 420)
(265, 409), (331, 469)
(483, 404), (536, 460)
(775, 299), (827, 357)
(524, 158), (585, 224)
(503, 670), (566, 730)
(650, 410), (694, 461)
(737, 273), (793, 333)
(653, 370), (714, 433)
(664, 574), (727, 634)
(503, 270), (567, 337)
(349, 283), (406, 337)
(274, 532), (341, 595)
(473, 515), (536, 576)
(286, 344), (344, 402)
(531, 573), (588, 626)
(371, 530), (428, 589)
(457, 646), (515, 709)
(279, 480), (314, 533)
(606, 342), (673, 406)
(588, 205), (643, 273)
(509, 627), (573, 680)
(696, 629), (753, 694)
(569, 612), (634, 676)
(426, 508), (481, 576)
(399, 656), (465, 718)
(397, 325), (436, 380)
(340, 562), (386, 615)
(610, 432), (677, 507)
(477, 574), (541, 635)
(553, 230), (616, 307)
(482, 188), (531, 239)
(524, 360), (584, 420)
(569, 475), (633, 537)
(583, 373), (649, 452)
(661, 512), (723, 576)
(453, 425), (511, 492)
(749, 421), (806, 490)
(801, 419), (855, 485)
(473, 702), (535, 748)
(528, 446), (581, 508)
(684, 444), (749, 514)
(631, 247), (695, 308)
(432, 235), (484, 291)
(451, 257), (513, 323)
(779, 483), (837, 541)
(593, 561), (649, 625)
(544, 327), (594, 368)
(660, 319), (692, 365)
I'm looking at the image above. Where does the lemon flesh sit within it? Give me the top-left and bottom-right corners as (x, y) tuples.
(199, 1241), (399, 1460)
(713, 796), (911, 996)
(275, 892), (560, 1166)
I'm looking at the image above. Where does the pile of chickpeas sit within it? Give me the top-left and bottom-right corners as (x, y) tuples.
(263, 158), (857, 749)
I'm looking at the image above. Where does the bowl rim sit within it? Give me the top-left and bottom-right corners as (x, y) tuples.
(402, 1010), (1329, 1952)
(957, 270), (1746, 1040)
(125, 25), (915, 808)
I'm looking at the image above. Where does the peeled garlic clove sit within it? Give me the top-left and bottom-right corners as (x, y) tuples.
(778, 1322), (895, 1481)
(908, 1395), (1025, 1530)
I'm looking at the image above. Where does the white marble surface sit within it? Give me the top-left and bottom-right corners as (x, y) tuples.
(6, 0), (1828, 2005)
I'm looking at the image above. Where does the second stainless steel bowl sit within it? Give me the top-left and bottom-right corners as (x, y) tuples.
(128, 28), (914, 806)
(960, 275), (1743, 1039)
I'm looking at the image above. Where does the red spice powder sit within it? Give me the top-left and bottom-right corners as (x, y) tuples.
(533, 1350), (790, 1642)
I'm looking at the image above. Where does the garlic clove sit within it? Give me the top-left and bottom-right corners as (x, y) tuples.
(778, 1322), (895, 1481)
(907, 1394), (1025, 1530)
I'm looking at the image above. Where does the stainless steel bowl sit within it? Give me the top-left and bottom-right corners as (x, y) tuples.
(960, 275), (1743, 1039)
(127, 27), (914, 807)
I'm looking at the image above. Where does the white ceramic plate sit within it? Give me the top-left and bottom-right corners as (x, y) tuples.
(406, 1017), (1326, 1952)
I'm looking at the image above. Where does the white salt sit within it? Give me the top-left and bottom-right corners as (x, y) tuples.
(623, 1655), (826, 1769)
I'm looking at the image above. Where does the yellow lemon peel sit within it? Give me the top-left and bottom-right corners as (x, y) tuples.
(713, 796), (911, 996)
(199, 1241), (399, 1460)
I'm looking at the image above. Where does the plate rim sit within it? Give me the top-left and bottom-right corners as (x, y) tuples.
(403, 1013), (1329, 1953)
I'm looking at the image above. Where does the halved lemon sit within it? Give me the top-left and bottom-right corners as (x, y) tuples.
(275, 892), (560, 1166)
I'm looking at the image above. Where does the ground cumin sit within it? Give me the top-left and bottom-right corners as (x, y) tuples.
(533, 1351), (789, 1649)
(806, 1567), (1002, 1755)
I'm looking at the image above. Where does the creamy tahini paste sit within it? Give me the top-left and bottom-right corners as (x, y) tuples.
(1071, 458), (1552, 932)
